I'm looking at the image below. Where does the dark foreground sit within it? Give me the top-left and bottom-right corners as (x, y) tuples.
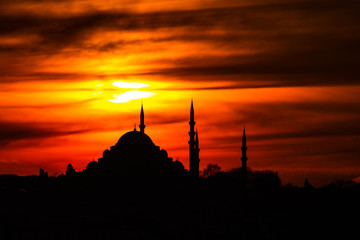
(0, 175), (359, 240)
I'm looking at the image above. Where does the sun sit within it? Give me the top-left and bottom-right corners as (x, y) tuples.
(109, 90), (156, 103)
(104, 81), (156, 103)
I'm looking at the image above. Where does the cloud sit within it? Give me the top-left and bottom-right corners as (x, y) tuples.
(0, 121), (92, 145)
(0, 1), (358, 86)
(199, 101), (360, 163)
(0, 98), (96, 109)
(147, 114), (188, 125)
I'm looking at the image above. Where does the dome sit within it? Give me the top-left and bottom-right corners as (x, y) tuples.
(86, 160), (98, 171)
(116, 129), (155, 148)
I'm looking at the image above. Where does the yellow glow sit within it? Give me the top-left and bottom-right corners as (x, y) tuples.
(112, 81), (150, 89)
(109, 90), (156, 103)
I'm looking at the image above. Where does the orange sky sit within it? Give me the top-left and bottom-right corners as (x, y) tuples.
(1, 0), (360, 186)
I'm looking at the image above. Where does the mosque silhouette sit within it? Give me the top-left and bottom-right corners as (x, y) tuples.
(76, 100), (248, 181)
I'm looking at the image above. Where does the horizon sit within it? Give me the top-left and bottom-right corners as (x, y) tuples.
(1, 0), (360, 187)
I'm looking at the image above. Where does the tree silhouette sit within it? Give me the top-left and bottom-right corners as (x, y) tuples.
(202, 163), (221, 178)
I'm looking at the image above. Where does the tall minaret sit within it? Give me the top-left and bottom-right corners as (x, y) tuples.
(189, 99), (199, 178)
(139, 103), (145, 133)
(195, 129), (200, 167)
(241, 126), (248, 187)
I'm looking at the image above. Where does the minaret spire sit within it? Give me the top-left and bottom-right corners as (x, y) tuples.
(190, 98), (194, 123)
(189, 99), (199, 179)
(242, 126), (247, 149)
(241, 125), (248, 188)
(139, 102), (145, 133)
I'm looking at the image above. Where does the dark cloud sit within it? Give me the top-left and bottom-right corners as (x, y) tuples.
(0, 121), (92, 145)
(0, 98), (96, 109)
(238, 102), (360, 128)
(0, 1), (358, 50)
(0, 0), (359, 86)
(211, 122), (360, 144)
(148, 114), (188, 125)
(0, 72), (96, 83)
(202, 101), (360, 160)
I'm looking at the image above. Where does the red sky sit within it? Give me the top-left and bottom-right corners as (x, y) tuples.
(0, 0), (360, 186)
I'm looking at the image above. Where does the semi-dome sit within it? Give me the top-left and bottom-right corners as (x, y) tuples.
(116, 129), (155, 148)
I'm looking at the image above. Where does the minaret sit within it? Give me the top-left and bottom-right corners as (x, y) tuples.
(241, 126), (248, 187)
(139, 103), (145, 133)
(189, 99), (199, 178)
(195, 129), (200, 167)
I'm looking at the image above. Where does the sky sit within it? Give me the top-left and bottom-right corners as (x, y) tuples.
(0, 0), (360, 186)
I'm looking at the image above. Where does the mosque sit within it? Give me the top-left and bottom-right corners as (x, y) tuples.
(82, 101), (200, 179)
(78, 100), (249, 182)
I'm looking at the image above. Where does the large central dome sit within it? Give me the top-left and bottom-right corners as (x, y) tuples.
(88, 104), (186, 179)
(116, 129), (155, 148)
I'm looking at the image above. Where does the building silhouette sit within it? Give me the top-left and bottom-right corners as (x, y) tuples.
(189, 100), (200, 179)
(67, 101), (258, 184)
(87, 103), (188, 178)
(80, 101), (201, 179)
